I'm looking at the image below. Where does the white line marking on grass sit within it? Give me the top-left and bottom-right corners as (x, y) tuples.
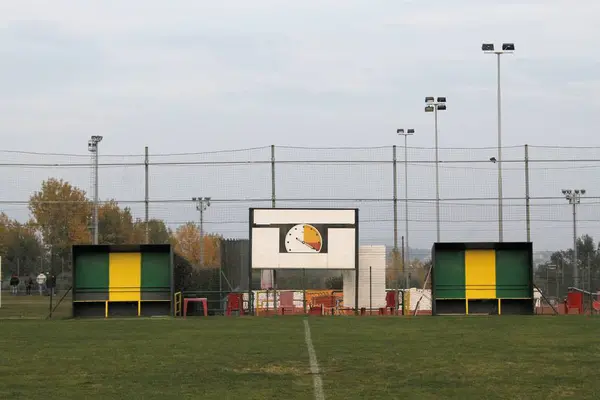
(303, 319), (325, 400)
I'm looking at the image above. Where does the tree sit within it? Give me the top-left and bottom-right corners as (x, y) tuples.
(172, 222), (222, 267)
(545, 234), (600, 293)
(131, 219), (172, 244)
(98, 200), (135, 245)
(386, 248), (406, 287)
(0, 213), (9, 256)
(0, 213), (45, 276)
(29, 178), (92, 271)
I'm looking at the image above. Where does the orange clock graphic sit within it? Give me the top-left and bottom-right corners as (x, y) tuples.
(284, 224), (323, 253)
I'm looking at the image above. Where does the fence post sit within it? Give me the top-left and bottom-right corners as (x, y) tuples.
(589, 255), (592, 315)
(144, 146), (149, 244)
(49, 287), (53, 319)
(392, 145), (399, 280)
(302, 269), (307, 314)
(524, 144), (531, 242)
(369, 266), (372, 315)
(270, 145), (277, 311)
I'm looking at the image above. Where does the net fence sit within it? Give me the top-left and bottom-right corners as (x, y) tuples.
(1, 144), (600, 317)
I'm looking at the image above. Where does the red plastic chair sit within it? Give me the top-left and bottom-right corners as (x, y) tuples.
(226, 293), (245, 316)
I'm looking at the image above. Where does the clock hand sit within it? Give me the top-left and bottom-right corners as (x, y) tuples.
(296, 237), (316, 250)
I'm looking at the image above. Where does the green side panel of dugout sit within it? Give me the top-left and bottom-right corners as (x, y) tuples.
(141, 251), (171, 301)
(73, 251), (109, 301)
(433, 250), (465, 299)
(495, 249), (532, 299)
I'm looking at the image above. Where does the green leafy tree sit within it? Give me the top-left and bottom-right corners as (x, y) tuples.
(132, 219), (172, 244)
(0, 213), (45, 276)
(546, 234), (600, 294)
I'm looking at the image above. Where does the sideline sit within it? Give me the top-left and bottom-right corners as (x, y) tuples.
(303, 319), (325, 400)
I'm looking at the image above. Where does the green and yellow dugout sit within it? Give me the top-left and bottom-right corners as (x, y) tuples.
(72, 244), (174, 318)
(431, 242), (534, 315)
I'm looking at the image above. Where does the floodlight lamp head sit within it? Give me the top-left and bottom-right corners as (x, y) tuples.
(407, 128), (415, 134)
(437, 96), (446, 103)
(91, 135), (103, 142)
(437, 104), (447, 111)
(425, 96), (434, 104)
(425, 105), (434, 112)
(482, 43), (494, 52)
(397, 128), (404, 134)
(502, 43), (515, 51)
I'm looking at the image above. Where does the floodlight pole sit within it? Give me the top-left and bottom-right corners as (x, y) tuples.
(434, 108), (440, 243)
(425, 97), (446, 242)
(496, 53), (504, 243)
(563, 189), (585, 288)
(193, 197), (211, 267)
(397, 128), (414, 289)
(482, 42), (515, 242)
(88, 135), (103, 245)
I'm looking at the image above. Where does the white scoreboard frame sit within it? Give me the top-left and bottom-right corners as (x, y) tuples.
(248, 208), (359, 313)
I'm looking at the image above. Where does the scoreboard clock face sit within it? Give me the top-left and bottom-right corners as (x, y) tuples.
(284, 224), (323, 253)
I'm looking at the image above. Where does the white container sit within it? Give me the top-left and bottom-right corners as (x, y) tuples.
(343, 245), (386, 309)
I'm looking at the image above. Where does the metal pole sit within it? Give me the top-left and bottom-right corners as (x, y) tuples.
(392, 145), (398, 281)
(402, 235), (407, 289)
(271, 145), (276, 208)
(302, 269), (307, 314)
(524, 144), (531, 242)
(369, 266), (372, 315)
(199, 204), (204, 267)
(49, 283), (53, 318)
(144, 146), (149, 244)
(573, 201), (578, 288)
(588, 255), (592, 315)
(93, 144), (99, 245)
(434, 107), (440, 242)
(404, 135), (410, 283)
(497, 52), (504, 242)
(392, 145), (399, 313)
(556, 267), (559, 300)
(546, 267), (549, 297)
(270, 145), (277, 311)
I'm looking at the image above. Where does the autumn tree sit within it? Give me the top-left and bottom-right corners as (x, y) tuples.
(0, 213), (45, 276)
(0, 212), (9, 256)
(29, 178), (92, 271)
(98, 200), (135, 245)
(386, 248), (406, 287)
(172, 222), (221, 267)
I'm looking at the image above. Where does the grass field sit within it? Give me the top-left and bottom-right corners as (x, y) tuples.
(0, 293), (72, 319)
(1, 315), (600, 399)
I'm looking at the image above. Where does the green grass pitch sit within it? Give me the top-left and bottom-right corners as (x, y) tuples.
(1, 312), (600, 399)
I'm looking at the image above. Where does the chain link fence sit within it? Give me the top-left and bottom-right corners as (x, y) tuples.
(2, 144), (600, 318)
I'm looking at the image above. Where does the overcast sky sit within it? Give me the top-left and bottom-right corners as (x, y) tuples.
(1, 0), (600, 253)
